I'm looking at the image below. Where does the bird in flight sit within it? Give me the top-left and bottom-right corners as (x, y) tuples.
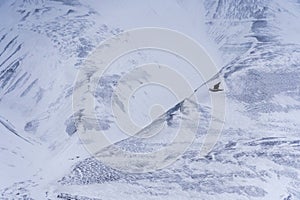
(209, 82), (223, 92)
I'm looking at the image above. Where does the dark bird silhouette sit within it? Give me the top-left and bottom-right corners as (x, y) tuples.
(209, 82), (223, 92)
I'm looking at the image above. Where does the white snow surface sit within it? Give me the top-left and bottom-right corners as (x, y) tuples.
(0, 0), (300, 199)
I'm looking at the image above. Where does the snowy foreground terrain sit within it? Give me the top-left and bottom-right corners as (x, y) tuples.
(1, 0), (300, 199)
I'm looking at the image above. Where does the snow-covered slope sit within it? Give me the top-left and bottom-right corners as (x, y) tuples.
(1, 0), (300, 199)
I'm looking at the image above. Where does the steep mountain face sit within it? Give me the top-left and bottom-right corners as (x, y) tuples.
(1, 0), (300, 199)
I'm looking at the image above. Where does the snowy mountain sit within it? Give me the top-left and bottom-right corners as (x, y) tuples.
(1, 0), (300, 199)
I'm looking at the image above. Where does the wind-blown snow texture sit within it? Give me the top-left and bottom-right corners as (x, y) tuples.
(1, 0), (300, 199)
